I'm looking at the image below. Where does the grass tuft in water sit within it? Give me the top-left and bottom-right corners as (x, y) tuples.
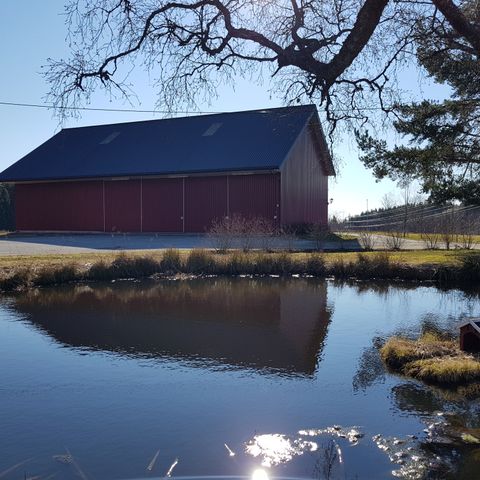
(160, 249), (182, 273)
(380, 332), (480, 386)
(404, 357), (480, 384)
(34, 264), (78, 286)
(305, 254), (326, 276)
(0, 267), (33, 292)
(184, 249), (216, 274)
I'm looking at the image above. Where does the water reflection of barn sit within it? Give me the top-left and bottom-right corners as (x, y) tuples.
(9, 279), (333, 376)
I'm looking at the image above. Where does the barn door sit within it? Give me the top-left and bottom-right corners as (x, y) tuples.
(141, 178), (184, 232)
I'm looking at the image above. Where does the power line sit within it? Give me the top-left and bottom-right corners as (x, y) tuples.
(0, 100), (218, 115)
(2, 98), (478, 115)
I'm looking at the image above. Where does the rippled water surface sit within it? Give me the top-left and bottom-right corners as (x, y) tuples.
(1, 278), (480, 480)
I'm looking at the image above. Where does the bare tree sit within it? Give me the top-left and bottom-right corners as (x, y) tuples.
(381, 192), (398, 211)
(45, 0), (480, 132)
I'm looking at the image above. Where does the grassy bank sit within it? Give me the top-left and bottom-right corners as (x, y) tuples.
(381, 332), (480, 386)
(0, 249), (479, 292)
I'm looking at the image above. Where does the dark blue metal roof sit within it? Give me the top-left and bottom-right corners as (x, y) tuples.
(0, 105), (331, 182)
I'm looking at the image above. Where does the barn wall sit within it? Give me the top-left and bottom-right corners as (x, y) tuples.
(15, 173), (281, 233)
(142, 178), (183, 232)
(229, 173), (280, 226)
(104, 180), (141, 232)
(280, 123), (329, 226)
(16, 181), (104, 231)
(184, 176), (228, 232)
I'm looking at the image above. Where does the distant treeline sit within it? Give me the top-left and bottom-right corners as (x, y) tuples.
(0, 184), (15, 231)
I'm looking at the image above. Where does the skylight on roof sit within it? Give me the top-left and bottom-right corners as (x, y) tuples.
(100, 131), (120, 144)
(202, 123), (222, 137)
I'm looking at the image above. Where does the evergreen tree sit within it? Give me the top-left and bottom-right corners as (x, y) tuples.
(357, 0), (479, 204)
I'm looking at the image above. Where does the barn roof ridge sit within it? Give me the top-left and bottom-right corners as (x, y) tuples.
(58, 104), (318, 131)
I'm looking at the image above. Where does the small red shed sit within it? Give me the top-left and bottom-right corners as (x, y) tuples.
(459, 319), (480, 352)
(0, 105), (335, 233)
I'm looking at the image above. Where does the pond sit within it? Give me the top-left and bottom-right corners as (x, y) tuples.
(0, 278), (479, 480)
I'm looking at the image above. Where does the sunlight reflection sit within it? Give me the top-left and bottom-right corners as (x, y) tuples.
(252, 469), (269, 480)
(245, 434), (317, 467)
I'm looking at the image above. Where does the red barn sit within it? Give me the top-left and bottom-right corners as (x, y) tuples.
(0, 105), (335, 233)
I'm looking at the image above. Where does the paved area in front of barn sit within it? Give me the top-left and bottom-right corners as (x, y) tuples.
(0, 233), (361, 256)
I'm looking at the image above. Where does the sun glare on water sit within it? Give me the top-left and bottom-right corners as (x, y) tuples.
(252, 468), (269, 480)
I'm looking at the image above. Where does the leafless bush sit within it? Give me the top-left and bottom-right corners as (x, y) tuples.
(438, 213), (457, 250)
(358, 231), (376, 250)
(208, 215), (242, 252)
(234, 216), (254, 252)
(458, 214), (479, 249)
(385, 230), (405, 250)
(421, 231), (440, 249)
(209, 214), (278, 252)
(254, 217), (276, 252)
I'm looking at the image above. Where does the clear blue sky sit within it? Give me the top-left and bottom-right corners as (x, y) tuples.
(0, 1), (448, 217)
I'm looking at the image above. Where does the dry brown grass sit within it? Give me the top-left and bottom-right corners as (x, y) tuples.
(380, 333), (456, 369)
(404, 357), (480, 384)
(0, 248), (477, 292)
(380, 332), (480, 386)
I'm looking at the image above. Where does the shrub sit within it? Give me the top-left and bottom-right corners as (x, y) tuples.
(253, 254), (275, 275)
(358, 231), (376, 250)
(226, 252), (254, 275)
(184, 249), (215, 274)
(329, 256), (347, 278)
(87, 260), (115, 281)
(255, 217), (277, 252)
(35, 264), (78, 286)
(421, 231), (440, 250)
(458, 253), (480, 283)
(354, 252), (393, 279)
(306, 254), (326, 276)
(161, 249), (182, 272)
(131, 256), (160, 276)
(87, 255), (159, 281)
(271, 252), (294, 275)
(0, 267), (32, 291)
(385, 231), (404, 250)
(110, 254), (159, 278)
(208, 216), (241, 252)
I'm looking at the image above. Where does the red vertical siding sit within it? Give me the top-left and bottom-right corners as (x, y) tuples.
(142, 178), (183, 232)
(104, 180), (141, 232)
(280, 124), (329, 226)
(16, 181), (103, 231)
(184, 176), (227, 232)
(229, 173), (280, 225)
(15, 173), (284, 233)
